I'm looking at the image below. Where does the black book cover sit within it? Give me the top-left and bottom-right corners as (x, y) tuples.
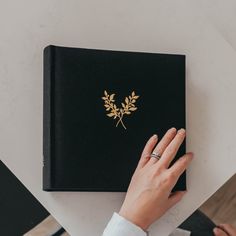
(0, 161), (49, 235)
(43, 45), (186, 191)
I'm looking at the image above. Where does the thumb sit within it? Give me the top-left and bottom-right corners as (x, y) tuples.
(213, 227), (228, 236)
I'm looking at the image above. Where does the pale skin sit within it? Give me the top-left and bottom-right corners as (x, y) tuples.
(213, 224), (236, 236)
(119, 127), (236, 233)
(119, 127), (193, 230)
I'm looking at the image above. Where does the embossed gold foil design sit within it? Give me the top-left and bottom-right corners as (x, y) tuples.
(102, 90), (139, 129)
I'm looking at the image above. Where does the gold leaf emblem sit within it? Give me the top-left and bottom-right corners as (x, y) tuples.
(101, 90), (140, 129)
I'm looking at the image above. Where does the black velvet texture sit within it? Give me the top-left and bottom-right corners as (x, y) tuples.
(43, 45), (186, 191)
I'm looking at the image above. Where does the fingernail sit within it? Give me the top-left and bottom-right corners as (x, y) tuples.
(178, 128), (185, 134)
(170, 127), (177, 132)
(187, 152), (194, 160)
(153, 134), (158, 139)
(213, 227), (219, 233)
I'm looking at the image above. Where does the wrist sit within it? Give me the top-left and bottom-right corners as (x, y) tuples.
(118, 209), (149, 231)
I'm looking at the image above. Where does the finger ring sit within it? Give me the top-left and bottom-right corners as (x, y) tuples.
(150, 152), (161, 160)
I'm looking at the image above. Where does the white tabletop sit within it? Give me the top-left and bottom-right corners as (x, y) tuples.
(0, 1), (236, 235)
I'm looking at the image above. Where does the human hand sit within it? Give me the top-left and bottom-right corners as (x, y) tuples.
(214, 224), (236, 236)
(118, 127), (193, 230)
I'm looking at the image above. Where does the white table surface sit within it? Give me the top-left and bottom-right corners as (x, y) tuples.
(0, 1), (236, 235)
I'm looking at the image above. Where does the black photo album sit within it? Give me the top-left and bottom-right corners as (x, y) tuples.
(43, 45), (186, 191)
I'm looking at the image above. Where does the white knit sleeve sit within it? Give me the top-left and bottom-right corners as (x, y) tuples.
(102, 212), (148, 236)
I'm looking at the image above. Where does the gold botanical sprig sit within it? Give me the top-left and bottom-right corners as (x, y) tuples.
(102, 90), (140, 129)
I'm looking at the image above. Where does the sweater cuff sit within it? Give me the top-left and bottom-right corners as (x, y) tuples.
(103, 212), (147, 236)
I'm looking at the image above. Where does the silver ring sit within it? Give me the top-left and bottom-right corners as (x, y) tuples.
(150, 152), (161, 160)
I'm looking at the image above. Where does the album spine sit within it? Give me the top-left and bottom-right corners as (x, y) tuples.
(43, 45), (55, 191)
